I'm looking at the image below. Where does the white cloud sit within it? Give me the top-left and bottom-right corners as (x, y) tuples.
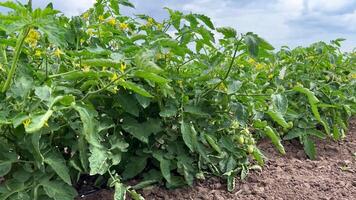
(1, 0), (354, 51)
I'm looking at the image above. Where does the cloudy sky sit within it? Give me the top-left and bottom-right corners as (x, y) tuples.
(1, 0), (355, 51)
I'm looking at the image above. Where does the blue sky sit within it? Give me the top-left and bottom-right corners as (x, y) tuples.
(1, 0), (355, 51)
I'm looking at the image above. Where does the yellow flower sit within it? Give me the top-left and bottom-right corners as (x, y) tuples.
(247, 58), (256, 65)
(218, 83), (227, 92)
(351, 73), (356, 79)
(255, 63), (265, 70)
(82, 12), (89, 20)
(86, 28), (95, 36)
(119, 22), (129, 30)
(54, 48), (63, 58)
(98, 15), (105, 21)
(156, 23), (163, 30)
(35, 50), (42, 57)
(23, 119), (31, 127)
(82, 65), (90, 72)
(25, 29), (40, 48)
(111, 73), (118, 82)
(268, 74), (274, 79)
(120, 62), (126, 73)
(147, 17), (155, 26)
(107, 17), (116, 26)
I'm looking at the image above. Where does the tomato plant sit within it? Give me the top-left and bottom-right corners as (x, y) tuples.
(0, 1), (355, 199)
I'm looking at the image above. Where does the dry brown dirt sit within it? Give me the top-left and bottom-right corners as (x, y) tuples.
(78, 120), (356, 200)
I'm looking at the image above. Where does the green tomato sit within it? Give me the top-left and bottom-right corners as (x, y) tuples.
(237, 136), (245, 144)
(241, 129), (250, 135)
(266, 89), (274, 94)
(288, 122), (293, 129)
(247, 145), (254, 154)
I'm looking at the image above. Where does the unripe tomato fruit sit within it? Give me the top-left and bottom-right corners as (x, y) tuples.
(247, 145), (254, 154)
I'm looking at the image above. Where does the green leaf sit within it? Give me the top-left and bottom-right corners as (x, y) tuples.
(307, 129), (326, 139)
(244, 33), (259, 57)
(0, 161), (12, 176)
(35, 85), (51, 102)
(271, 94), (288, 114)
(195, 14), (215, 29)
(88, 146), (109, 175)
(114, 182), (126, 200)
(284, 129), (304, 140)
(128, 190), (145, 200)
(252, 148), (265, 166)
(216, 27), (236, 38)
(159, 105), (177, 117)
(180, 121), (197, 152)
(72, 105), (101, 147)
(117, 79), (153, 98)
(119, 0), (135, 8)
(227, 80), (242, 95)
(116, 93), (140, 117)
(110, 0), (120, 15)
(25, 110), (53, 133)
(122, 156), (148, 180)
(44, 150), (71, 185)
(303, 137), (316, 160)
(81, 58), (121, 69)
(293, 86), (320, 121)
(264, 126), (285, 154)
(122, 118), (161, 143)
(227, 175), (235, 192)
(134, 70), (169, 84)
(42, 180), (77, 200)
(266, 110), (289, 129)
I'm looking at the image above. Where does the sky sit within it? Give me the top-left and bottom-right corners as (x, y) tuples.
(0, 0), (355, 51)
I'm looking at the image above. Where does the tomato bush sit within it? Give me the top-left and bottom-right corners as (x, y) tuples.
(0, 1), (355, 199)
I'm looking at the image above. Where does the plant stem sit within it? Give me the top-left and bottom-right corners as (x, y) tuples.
(1, 45), (8, 71)
(201, 38), (242, 97)
(1, 27), (30, 93)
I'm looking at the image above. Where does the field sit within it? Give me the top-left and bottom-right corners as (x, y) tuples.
(80, 119), (356, 199)
(0, 1), (355, 200)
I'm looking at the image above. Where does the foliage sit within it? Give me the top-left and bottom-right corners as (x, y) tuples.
(0, 0), (355, 199)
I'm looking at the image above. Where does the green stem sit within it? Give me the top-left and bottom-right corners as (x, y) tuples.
(48, 70), (80, 78)
(1, 27), (30, 93)
(1, 45), (8, 70)
(201, 38), (242, 97)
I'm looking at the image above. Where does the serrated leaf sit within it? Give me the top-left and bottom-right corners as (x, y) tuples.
(216, 27), (236, 38)
(264, 126), (285, 154)
(122, 156), (148, 180)
(88, 146), (109, 175)
(180, 121), (197, 152)
(42, 180), (77, 200)
(44, 150), (71, 185)
(284, 129), (304, 140)
(81, 58), (121, 69)
(114, 182), (126, 200)
(134, 70), (169, 84)
(244, 33), (259, 57)
(128, 190), (145, 200)
(252, 148), (265, 166)
(303, 136), (316, 160)
(271, 94), (288, 114)
(0, 161), (12, 176)
(266, 110), (289, 128)
(195, 14), (215, 29)
(117, 79), (153, 98)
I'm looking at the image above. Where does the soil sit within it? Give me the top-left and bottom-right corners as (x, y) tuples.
(77, 120), (356, 200)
